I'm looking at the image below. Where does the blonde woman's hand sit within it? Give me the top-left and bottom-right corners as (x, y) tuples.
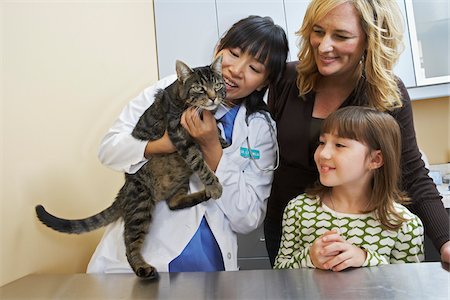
(440, 241), (450, 263)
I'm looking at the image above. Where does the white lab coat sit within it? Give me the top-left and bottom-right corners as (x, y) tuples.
(87, 75), (277, 273)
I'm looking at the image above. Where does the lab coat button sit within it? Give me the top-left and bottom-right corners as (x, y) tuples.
(227, 253), (231, 259)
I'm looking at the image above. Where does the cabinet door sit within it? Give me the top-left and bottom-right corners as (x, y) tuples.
(154, 0), (218, 78)
(405, 0), (450, 86)
(394, 0), (416, 88)
(237, 224), (271, 270)
(215, 0), (290, 57)
(283, 0), (310, 62)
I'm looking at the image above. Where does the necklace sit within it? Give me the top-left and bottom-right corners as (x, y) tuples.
(328, 191), (346, 237)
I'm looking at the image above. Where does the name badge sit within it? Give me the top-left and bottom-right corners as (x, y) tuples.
(240, 147), (260, 159)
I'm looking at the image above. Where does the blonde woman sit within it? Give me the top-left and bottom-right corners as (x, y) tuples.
(265, 0), (449, 265)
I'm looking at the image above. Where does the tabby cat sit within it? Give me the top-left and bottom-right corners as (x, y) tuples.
(35, 55), (227, 279)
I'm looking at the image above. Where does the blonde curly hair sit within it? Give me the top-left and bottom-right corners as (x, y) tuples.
(296, 0), (404, 111)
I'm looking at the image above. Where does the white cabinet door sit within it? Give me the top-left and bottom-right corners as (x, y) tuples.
(154, 0), (218, 78)
(283, 0), (310, 62)
(215, 0), (289, 57)
(394, 0), (416, 88)
(405, 0), (450, 86)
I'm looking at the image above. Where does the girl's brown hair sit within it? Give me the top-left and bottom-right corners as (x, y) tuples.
(307, 106), (409, 230)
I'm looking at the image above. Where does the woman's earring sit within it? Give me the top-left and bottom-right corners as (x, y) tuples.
(360, 54), (366, 78)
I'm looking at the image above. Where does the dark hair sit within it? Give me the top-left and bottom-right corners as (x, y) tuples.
(216, 15), (289, 121)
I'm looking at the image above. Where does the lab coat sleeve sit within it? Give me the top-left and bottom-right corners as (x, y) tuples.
(98, 75), (177, 173)
(214, 114), (277, 234)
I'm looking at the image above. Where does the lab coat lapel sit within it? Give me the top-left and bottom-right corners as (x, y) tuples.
(225, 104), (248, 151)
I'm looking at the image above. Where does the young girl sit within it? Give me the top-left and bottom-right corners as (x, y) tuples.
(274, 106), (424, 271)
(86, 16), (288, 273)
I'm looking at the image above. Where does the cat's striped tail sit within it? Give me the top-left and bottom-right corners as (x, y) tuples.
(35, 202), (121, 234)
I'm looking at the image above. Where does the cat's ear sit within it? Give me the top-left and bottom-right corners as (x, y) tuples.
(176, 60), (194, 83)
(210, 55), (223, 76)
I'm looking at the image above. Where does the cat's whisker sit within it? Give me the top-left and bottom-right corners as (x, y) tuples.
(193, 107), (205, 119)
(194, 107), (202, 115)
(219, 103), (232, 113)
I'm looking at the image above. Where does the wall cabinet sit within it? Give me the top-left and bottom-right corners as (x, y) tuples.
(153, 0), (218, 78)
(154, 0), (449, 100)
(405, 0), (450, 86)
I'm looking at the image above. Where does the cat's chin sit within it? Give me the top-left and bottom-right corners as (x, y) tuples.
(201, 106), (219, 111)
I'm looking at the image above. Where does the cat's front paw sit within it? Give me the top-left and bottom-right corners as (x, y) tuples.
(219, 137), (230, 149)
(205, 183), (222, 199)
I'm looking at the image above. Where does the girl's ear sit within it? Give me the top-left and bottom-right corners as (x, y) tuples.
(369, 150), (384, 170)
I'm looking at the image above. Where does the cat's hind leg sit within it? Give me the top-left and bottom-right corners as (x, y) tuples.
(122, 186), (158, 279)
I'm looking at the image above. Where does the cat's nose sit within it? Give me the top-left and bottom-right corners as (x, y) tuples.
(207, 89), (216, 100)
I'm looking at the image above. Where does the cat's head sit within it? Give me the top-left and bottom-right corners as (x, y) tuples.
(175, 56), (226, 111)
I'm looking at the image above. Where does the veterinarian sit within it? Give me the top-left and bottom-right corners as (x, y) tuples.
(87, 15), (288, 273)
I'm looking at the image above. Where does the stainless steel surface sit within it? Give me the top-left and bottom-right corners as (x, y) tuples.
(1, 262), (448, 299)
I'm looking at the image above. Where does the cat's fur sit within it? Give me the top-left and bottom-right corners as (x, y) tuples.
(35, 56), (227, 279)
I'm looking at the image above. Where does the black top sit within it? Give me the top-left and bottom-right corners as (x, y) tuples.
(267, 61), (449, 251)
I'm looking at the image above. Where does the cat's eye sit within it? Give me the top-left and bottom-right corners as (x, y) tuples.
(213, 83), (223, 90)
(191, 86), (203, 93)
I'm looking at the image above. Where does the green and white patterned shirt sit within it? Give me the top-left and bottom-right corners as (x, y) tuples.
(274, 194), (424, 269)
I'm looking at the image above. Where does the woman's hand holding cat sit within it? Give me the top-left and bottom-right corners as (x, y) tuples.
(144, 131), (177, 158)
(181, 107), (222, 171)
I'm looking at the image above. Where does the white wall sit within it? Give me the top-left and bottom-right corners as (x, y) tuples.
(1, 0), (158, 286)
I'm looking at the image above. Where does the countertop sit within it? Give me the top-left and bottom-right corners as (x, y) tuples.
(1, 262), (448, 300)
